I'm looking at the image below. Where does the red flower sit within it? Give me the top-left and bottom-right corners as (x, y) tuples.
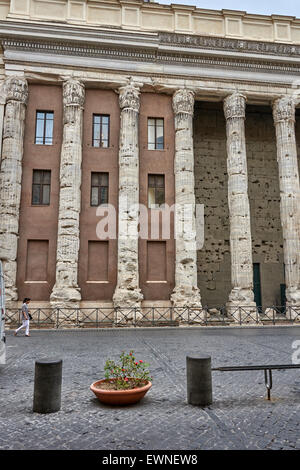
(124, 377), (128, 382)
(135, 362), (138, 365)
(139, 360), (143, 363)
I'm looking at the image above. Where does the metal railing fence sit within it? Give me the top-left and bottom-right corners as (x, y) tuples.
(4, 305), (300, 329)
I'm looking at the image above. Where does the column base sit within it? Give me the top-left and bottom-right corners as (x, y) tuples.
(285, 289), (300, 321)
(171, 286), (202, 322)
(112, 287), (144, 324)
(50, 286), (81, 310)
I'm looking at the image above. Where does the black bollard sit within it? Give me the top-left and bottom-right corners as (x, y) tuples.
(33, 359), (63, 413)
(186, 355), (213, 406)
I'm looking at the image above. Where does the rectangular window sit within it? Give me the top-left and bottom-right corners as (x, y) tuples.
(26, 240), (49, 281)
(91, 172), (109, 206)
(92, 114), (110, 148)
(147, 241), (167, 282)
(88, 241), (109, 281)
(32, 170), (51, 205)
(148, 118), (164, 150)
(148, 174), (165, 208)
(35, 111), (54, 145)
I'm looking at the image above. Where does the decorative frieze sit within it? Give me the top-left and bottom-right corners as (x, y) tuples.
(224, 92), (256, 320)
(0, 75), (28, 305)
(171, 88), (202, 313)
(113, 79), (143, 312)
(273, 96), (300, 317)
(50, 78), (85, 308)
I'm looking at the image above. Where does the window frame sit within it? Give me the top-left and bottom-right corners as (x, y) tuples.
(92, 114), (110, 148)
(147, 117), (164, 150)
(90, 172), (109, 207)
(148, 174), (165, 209)
(35, 111), (54, 146)
(31, 169), (51, 206)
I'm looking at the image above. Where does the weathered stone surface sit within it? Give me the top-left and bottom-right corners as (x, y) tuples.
(171, 88), (202, 313)
(0, 75), (28, 305)
(223, 93), (256, 320)
(273, 96), (300, 318)
(50, 78), (85, 308)
(113, 79), (143, 311)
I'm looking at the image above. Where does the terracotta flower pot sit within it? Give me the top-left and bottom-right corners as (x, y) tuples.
(90, 378), (152, 405)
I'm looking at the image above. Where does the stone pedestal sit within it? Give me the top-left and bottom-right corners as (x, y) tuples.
(170, 89), (201, 319)
(224, 93), (256, 321)
(0, 76), (28, 306)
(50, 79), (85, 309)
(273, 96), (300, 319)
(113, 80), (143, 316)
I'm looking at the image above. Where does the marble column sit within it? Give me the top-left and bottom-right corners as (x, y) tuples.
(112, 80), (143, 312)
(170, 88), (202, 314)
(224, 93), (256, 320)
(50, 79), (85, 308)
(0, 76), (28, 305)
(273, 96), (300, 318)
(0, 80), (5, 165)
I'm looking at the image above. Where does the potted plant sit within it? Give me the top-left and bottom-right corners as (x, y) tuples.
(90, 350), (152, 405)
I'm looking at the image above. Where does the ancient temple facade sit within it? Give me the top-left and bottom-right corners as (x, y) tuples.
(0, 0), (299, 318)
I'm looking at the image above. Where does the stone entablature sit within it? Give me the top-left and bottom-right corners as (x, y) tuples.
(1, 0), (300, 45)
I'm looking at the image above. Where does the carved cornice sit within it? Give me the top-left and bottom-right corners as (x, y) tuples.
(4, 76), (28, 104)
(119, 79), (140, 113)
(273, 96), (296, 123)
(224, 93), (246, 120)
(159, 33), (300, 58)
(172, 89), (194, 117)
(2, 36), (300, 81)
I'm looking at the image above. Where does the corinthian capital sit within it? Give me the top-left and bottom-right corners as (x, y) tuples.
(4, 76), (28, 105)
(119, 79), (140, 112)
(224, 93), (246, 120)
(63, 79), (85, 108)
(172, 88), (194, 116)
(273, 96), (295, 124)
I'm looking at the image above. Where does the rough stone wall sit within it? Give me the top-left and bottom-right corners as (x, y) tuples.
(194, 102), (299, 309)
(246, 106), (284, 307)
(194, 102), (231, 307)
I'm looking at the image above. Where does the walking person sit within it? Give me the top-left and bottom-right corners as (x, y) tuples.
(14, 298), (31, 337)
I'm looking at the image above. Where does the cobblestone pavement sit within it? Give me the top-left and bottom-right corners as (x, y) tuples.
(0, 326), (300, 450)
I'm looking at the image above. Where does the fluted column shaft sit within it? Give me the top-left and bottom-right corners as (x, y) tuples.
(50, 79), (85, 308)
(113, 80), (143, 308)
(273, 96), (300, 313)
(171, 89), (201, 309)
(224, 93), (255, 313)
(0, 76), (28, 304)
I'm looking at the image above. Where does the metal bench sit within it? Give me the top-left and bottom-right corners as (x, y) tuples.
(211, 364), (300, 400)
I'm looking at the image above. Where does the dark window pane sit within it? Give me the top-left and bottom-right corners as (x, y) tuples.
(32, 185), (41, 205)
(155, 175), (165, 187)
(148, 174), (156, 187)
(91, 173), (100, 186)
(42, 185), (50, 205)
(100, 173), (109, 186)
(42, 171), (51, 184)
(100, 186), (108, 205)
(156, 188), (165, 206)
(91, 187), (99, 206)
(33, 171), (41, 184)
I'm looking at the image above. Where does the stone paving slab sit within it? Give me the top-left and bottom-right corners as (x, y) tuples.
(0, 326), (299, 450)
